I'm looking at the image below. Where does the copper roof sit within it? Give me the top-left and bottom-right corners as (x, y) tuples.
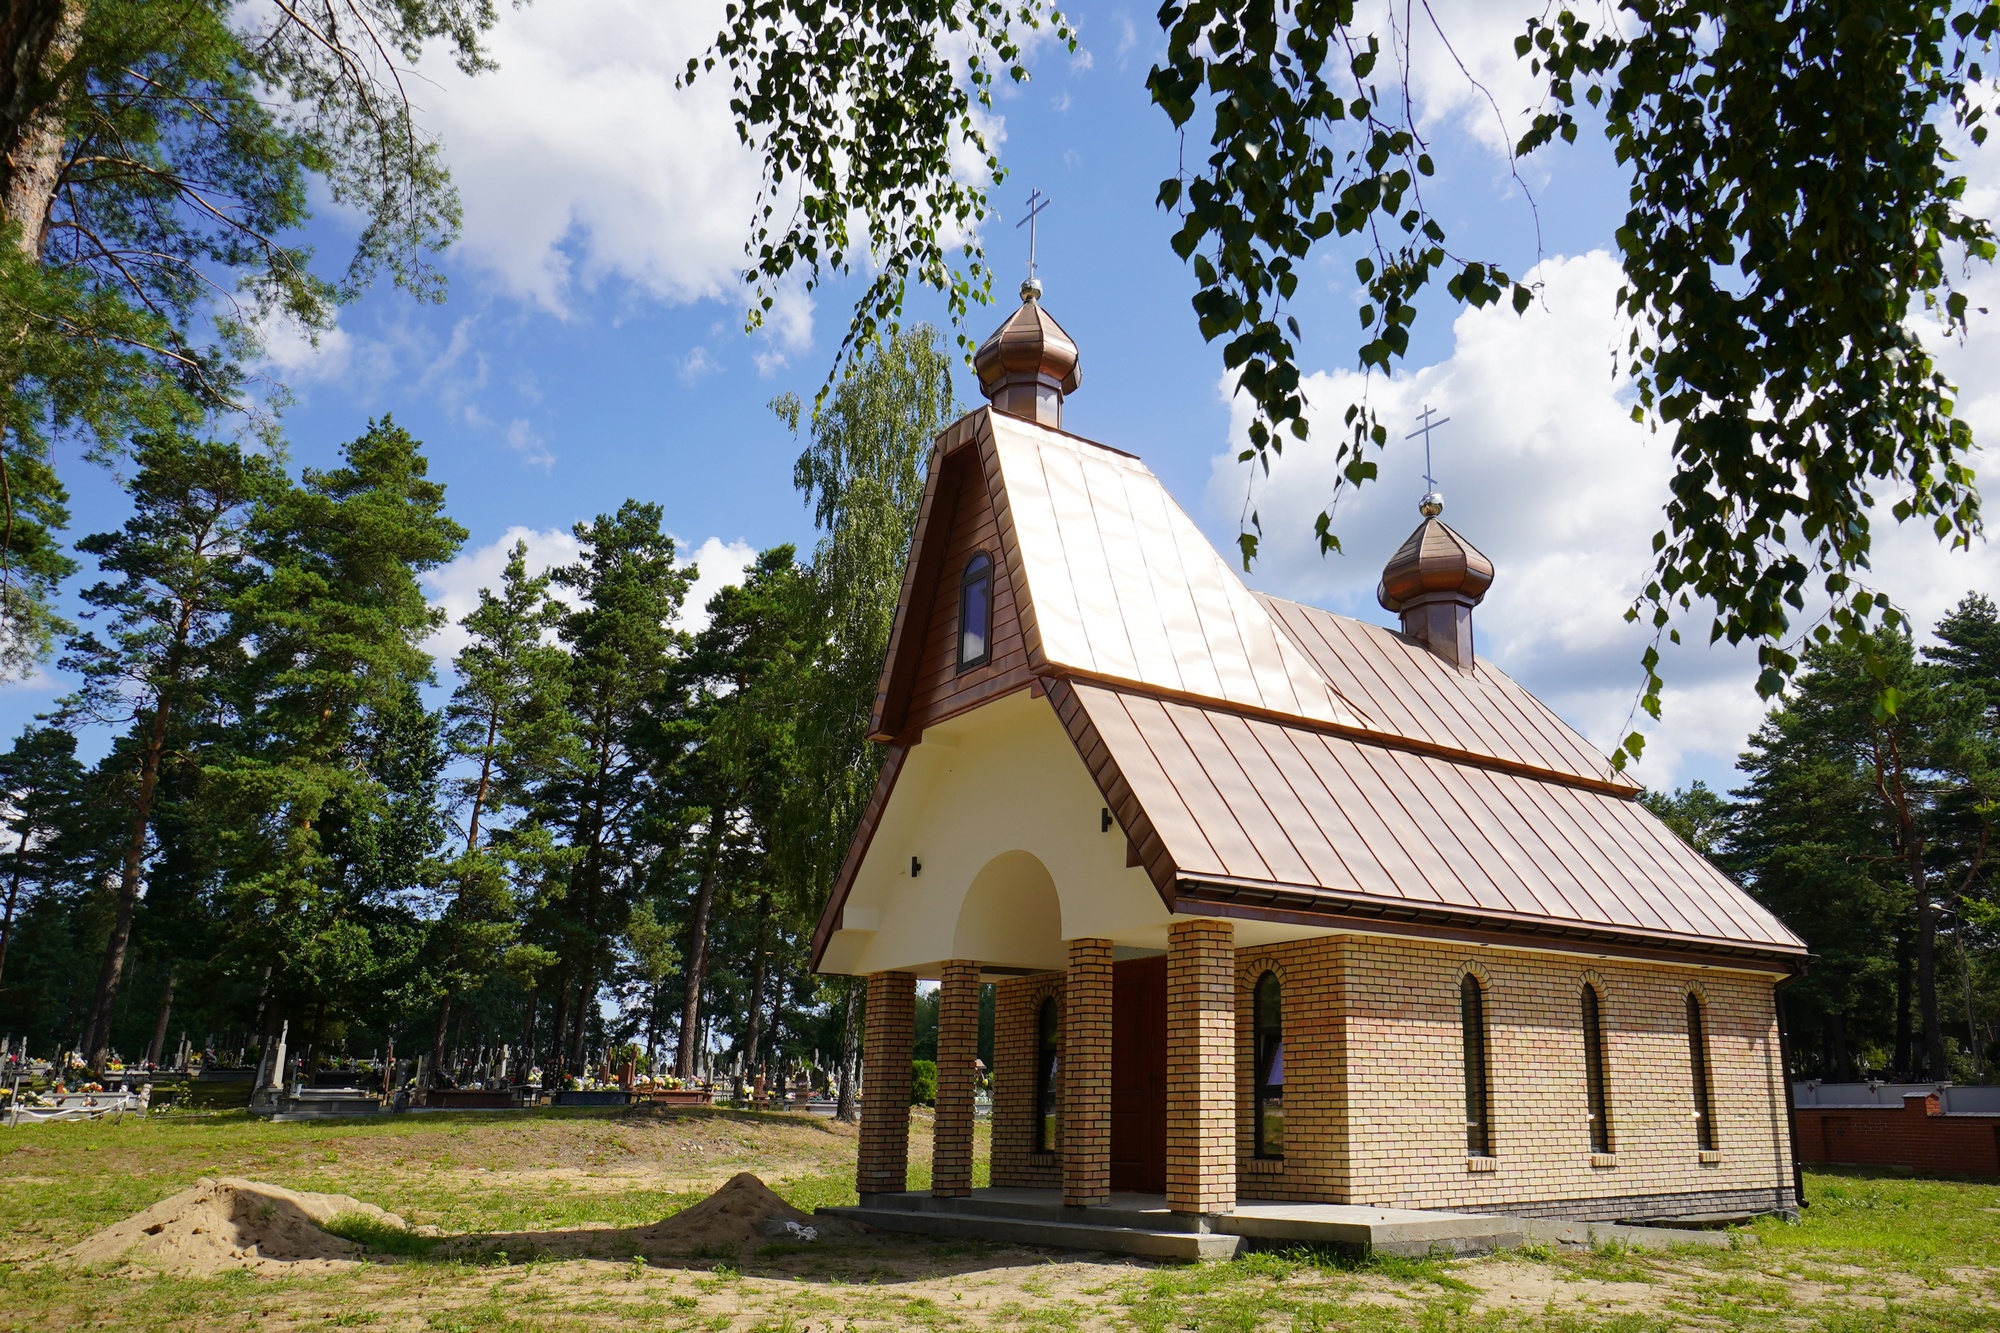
(1259, 595), (1635, 791)
(984, 411), (1362, 728)
(1052, 680), (1803, 961)
(821, 403), (1805, 968)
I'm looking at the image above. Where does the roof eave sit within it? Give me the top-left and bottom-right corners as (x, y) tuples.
(1171, 875), (1809, 971)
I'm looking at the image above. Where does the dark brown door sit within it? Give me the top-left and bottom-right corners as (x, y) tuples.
(1110, 956), (1167, 1193)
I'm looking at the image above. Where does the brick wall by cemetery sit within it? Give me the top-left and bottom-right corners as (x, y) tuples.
(1236, 935), (1795, 1218)
(992, 974), (1063, 1189)
(1795, 1096), (2000, 1177)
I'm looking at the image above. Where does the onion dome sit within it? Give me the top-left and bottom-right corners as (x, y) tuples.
(974, 278), (1081, 429)
(1376, 495), (1493, 671)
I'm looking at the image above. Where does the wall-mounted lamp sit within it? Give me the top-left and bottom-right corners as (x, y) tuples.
(911, 856), (922, 877)
(1101, 807), (1113, 833)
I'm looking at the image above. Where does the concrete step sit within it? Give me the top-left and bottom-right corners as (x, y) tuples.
(820, 1205), (1243, 1260)
(874, 1191), (1210, 1234)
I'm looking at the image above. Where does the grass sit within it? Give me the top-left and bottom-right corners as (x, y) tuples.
(0, 1108), (1996, 1331)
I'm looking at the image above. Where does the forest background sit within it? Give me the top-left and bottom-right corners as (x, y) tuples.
(0, 0), (1995, 1093)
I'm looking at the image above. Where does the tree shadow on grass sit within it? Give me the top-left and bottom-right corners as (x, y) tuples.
(384, 1221), (1157, 1285)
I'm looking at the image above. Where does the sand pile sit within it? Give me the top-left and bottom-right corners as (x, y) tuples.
(638, 1172), (858, 1250)
(68, 1177), (406, 1274)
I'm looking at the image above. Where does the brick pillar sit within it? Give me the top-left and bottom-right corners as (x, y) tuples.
(858, 971), (916, 1198)
(1062, 937), (1113, 1206)
(933, 959), (980, 1198)
(1167, 919), (1236, 1214)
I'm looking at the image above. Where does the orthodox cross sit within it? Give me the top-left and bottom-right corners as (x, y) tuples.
(1406, 404), (1451, 514)
(1017, 189), (1050, 282)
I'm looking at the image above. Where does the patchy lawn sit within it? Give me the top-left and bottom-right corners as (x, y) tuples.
(2, 1108), (1997, 1331)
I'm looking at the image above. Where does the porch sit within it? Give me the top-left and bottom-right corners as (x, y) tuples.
(820, 1187), (1738, 1261)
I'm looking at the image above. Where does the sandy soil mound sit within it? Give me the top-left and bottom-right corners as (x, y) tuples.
(68, 1177), (407, 1274)
(638, 1172), (859, 1251)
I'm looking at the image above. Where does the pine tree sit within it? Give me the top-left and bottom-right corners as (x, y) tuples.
(428, 541), (569, 1077)
(218, 417), (465, 1067)
(660, 545), (810, 1080)
(1733, 628), (2000, 1079)
(539, 502), (689, 1076)
(60, 431), (277, 1068)
(0, 724), (88, 986)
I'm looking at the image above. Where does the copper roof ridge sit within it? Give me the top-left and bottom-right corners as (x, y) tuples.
(1250, 591), (1635, 789)
(1171, 875), (1807, 964)
(973, 403), (1144, 461)
(1049, 666), (1641, 799)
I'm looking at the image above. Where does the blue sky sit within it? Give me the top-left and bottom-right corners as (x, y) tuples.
(10, 0), (2000, 792)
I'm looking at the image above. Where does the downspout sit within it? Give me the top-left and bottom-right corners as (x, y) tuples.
(1774, 968), (1808, 1213)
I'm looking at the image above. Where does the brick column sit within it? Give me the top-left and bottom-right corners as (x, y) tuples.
(858, 971), (916, 1198)
(1062, 937), (1113, 1206)
(933, 959), (980, 1198)
(1167, 919), (1236, 1214)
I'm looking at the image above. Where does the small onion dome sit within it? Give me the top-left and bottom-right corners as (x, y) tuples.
(975, 278), (1081, 429)
(1376, 498), (1493, 671)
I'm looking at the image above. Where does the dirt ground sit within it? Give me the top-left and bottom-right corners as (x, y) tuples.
(4, 1107), (1998, 1331)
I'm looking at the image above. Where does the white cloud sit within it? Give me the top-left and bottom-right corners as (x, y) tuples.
(504, 418), (555, 469)
(424, 528), (763, 667)
(423, 525), (584, 665)
(1382, 0), (1553, 155)
(679, 347), (720, 384)
(1207, 249), (2000, 789)
(679, 537), (760, 633)
(421, 0), (773, 318)
(255, 312), (354, 382)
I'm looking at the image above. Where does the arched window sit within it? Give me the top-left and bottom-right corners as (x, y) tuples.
(1686, 993), (1717, 1151)
(1582, 983), (1612, 1153)
(958, 552), (993, 670)
(1253, 971), (1285, 1159)
(1461, 973), (1493, 1157)
(1035, 996), (1060, 1152)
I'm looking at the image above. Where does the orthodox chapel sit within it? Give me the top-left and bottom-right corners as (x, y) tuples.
(811, 278), (1804, 1239)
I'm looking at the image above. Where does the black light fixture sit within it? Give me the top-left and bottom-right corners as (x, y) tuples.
(1101, 807), (1113, 833)
(911, 856), (922, 877)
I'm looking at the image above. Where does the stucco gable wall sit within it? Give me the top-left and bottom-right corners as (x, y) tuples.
(819, 689), (1172, 978)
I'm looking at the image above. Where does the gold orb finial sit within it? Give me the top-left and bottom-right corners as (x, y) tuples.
(1420, 490), (1444, 518)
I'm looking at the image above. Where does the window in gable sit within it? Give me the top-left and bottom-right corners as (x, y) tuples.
(958, 551), (993, 671)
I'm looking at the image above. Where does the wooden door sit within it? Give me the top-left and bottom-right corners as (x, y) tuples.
(1110, 956), (1167, 1193)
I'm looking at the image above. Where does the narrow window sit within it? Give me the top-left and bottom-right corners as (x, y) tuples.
(1253, 971), (1285, 1159)
(1462, 973), (1492, 1157)
(958, 552), (993, 670)
(1582, 984), (1612, 1153)
(1035, 996), (1059, 1152)
(1687, 993), (1717, 1151)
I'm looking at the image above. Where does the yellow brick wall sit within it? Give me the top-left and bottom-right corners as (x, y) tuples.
(992, 974), (1063, 1189)
(1062, 938), (1114, 1205)
(1166, 920), (1236, 1213)
(1235, 936), (1794, 1217)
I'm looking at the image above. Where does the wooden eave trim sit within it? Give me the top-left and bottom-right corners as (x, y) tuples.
(868, 410), (990, 741)
(1049, 666), (1643, 799)
(1170, 876), (1807, 970)
(808, 741), (912, 971)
